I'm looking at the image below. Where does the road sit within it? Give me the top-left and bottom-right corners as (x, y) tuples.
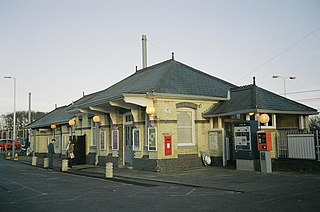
(1, 158), (320, 212)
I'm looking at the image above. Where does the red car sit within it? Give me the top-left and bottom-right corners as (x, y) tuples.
(0, 139), (21, 150)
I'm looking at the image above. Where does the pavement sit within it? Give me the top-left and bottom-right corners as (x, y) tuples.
(4, 154), (320, 193)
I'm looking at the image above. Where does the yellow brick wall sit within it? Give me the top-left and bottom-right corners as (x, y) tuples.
(154, 99), (216, 159)
(37, 130), (50, 154)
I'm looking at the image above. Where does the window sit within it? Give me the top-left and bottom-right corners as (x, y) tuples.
(177, 108), (195, 146)
(91, 120), (97, 147)
(54, 135), (60, 149)
(148, 127), (157, 151)
(133, 128), (141, 151)
(100, 129), (106, 150)
(62, 135), (68, 153)
(112, 129), (119, 150)
(46, 137), (50, 147)
(125, 114), (134, 122)
(231, 114), (241, 120)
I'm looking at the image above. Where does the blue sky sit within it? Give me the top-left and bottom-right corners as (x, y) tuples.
(1, 0), (319, 115)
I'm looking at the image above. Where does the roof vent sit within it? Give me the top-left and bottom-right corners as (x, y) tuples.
(172, 52), (175, 60)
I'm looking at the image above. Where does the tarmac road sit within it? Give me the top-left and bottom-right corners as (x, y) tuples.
(1, 156), (320, 211)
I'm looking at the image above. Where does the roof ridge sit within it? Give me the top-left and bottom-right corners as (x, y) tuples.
(136, 58), (173, 73)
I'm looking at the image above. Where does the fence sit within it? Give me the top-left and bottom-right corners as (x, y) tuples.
(277, 130), (319, 161)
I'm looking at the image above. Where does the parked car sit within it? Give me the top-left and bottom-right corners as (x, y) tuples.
(0, 139), (21, 150)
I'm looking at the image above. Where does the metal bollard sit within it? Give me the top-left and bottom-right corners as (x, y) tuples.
(43, 158), (49, 168)
(105, 162), (113, 179)
(32, 156), (37, 166)
(62, 159), (68, 172)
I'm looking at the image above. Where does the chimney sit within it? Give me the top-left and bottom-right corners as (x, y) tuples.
(142, 35), (147, 68)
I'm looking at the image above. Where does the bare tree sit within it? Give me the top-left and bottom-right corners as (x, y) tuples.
(309, 115), (320, 130)
(0, 111), (46, 140)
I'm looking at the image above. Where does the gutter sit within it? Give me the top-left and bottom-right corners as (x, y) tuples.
(149, 92), (229, 101)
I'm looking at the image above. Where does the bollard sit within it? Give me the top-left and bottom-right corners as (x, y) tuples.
(14, 153), (19, 161)
(32, 156), (37, 166)
(105, 162), (113, 179)
(43, 158), (49, 168)
(62, 159), (68, 172)
(6, 152), (11, 160)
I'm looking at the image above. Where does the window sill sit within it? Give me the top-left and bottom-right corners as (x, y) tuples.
(177, 144), (196, 150)
(260, 126), (276, 130)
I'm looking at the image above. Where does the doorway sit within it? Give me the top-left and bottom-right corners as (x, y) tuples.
(124, 125), (134, 166)
(74, 135), (86, 165)
(224, 122), (236, 166)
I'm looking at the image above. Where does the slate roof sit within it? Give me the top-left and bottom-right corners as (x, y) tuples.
(27, 105), (74, 129)
(203, 84), (318, 117)
(67, 59), (236, 110)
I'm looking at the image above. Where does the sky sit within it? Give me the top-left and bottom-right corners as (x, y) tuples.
(0, 0), (319, 116)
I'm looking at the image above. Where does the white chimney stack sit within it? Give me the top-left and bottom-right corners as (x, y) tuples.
(142, 34), (147, 68)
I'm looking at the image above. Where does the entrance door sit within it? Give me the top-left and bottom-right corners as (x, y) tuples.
(74, 135), (86, 165)
(224, 122), (235, 166)
(124, 125), (134, 166)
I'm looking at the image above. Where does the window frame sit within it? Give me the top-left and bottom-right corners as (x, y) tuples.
(90, 120), (97, 147)
(111, 129), (119, 151)
(177, 108), (196, 147)
(100, 128), (106, 150)
(148, 126), (157, 151)
(133, 128), (141, 151)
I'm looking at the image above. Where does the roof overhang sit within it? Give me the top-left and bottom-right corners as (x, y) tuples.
(28, 120), (70, 129)
(147, 92), (229, 101)
(69, 92), (225, 114)
(203, 108), (319, 118)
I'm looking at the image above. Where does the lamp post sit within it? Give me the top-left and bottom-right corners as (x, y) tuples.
(272, 75), (296, 97)
(68, 119), (76, 160)
(68, 118), (76, 139)
(4, 76), (16, 158)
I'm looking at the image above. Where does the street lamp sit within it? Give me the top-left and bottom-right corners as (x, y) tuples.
(272, 75), (296, 97)
(4, 76), (16, 158)
(68, 118), (76, 139)
(93, 115), (101, 165)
